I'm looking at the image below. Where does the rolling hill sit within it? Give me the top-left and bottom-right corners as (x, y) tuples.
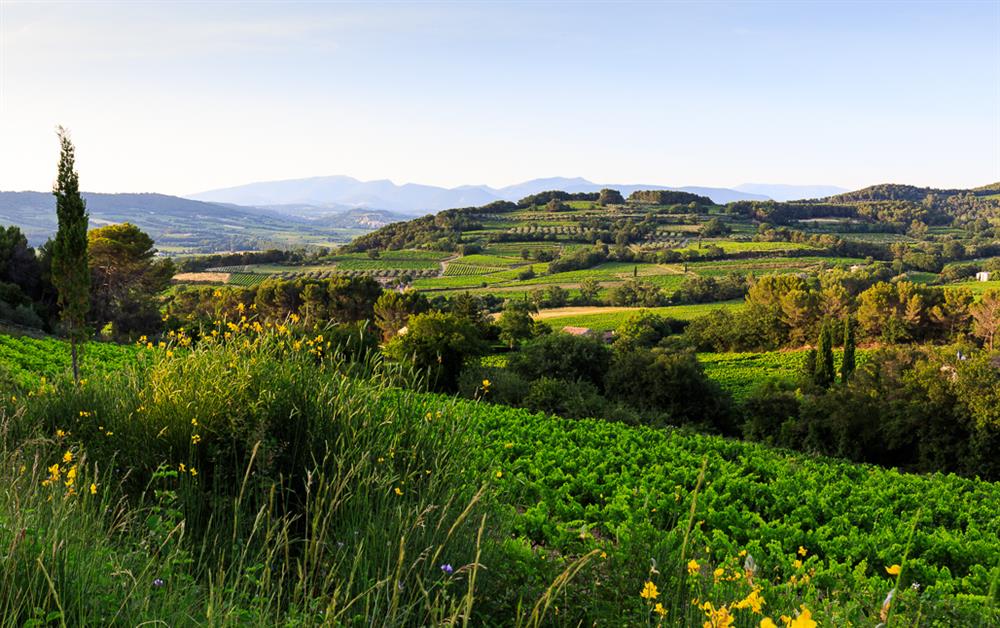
(0, 191), (409, 253)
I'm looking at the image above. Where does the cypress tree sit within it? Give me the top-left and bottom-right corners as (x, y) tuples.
(51, 127), (90, 384)
(814, 320), (835, 389)
(841, 316), (856, 384)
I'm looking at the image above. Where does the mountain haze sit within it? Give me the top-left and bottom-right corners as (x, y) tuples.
(190, 175), (775, 213)
(734, 183), (850, 201)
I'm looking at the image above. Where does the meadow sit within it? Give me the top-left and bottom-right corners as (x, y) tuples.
(534, 301), (745, 331)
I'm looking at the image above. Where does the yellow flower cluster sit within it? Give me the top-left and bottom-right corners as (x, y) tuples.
(42, 451), (80, 495)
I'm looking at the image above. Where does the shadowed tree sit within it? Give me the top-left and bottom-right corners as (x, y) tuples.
(88, 222), (174, 336)
(841, 317), (856, 384)
(50, 127), (90, 383)
(814, 320), (835, 389)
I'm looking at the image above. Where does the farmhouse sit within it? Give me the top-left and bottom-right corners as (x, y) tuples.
(562, 326), (614, 343)
(976, 271), (992, 282)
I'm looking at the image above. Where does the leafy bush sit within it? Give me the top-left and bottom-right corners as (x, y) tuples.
(508, 332), (611, 391)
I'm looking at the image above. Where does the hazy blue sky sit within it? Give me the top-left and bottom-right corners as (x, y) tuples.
(1, 1), (997, 194)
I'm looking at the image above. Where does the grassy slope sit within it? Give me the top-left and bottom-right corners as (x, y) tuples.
(534, 300), (745, 330)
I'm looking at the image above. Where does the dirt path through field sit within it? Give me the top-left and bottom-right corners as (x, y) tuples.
(173, 272), (230, 284)
(438, 254), (461, 277)
(533, 306), (648, 320)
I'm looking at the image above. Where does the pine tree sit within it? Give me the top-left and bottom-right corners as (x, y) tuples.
(814, 320), (835, 389)
(51, 127), (90, 384)
(841, 316), (856, 384)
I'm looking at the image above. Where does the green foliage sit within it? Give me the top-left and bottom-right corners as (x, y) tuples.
(0, 333), (135, 390)
(699, 217), (731, 237)
(497, 299), (538, 348)
(88, 222), (174, 336)
(385, 311), (487, 391)
(50, 128), (90, 380)
(605, 347), (734, 432)
(596, 188), (625, 206)
(813, 320), (835, 388)
(841, 317), (856, 383)
(472, 397), (1000, 624)
(627, 189), (714, 205)
(508, 331), (611, 391)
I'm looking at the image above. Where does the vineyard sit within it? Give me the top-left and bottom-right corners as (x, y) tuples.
(699, 349), (872, 399)
(451, 393), (999, 623)
(0, 332), (136, 388)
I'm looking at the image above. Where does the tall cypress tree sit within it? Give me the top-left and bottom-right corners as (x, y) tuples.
(51, 127), (90, 384)
(841, 316), (856, 384)
(814, 320), (835, 389)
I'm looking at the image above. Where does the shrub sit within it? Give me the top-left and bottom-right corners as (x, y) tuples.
(508, 332), (611, 391)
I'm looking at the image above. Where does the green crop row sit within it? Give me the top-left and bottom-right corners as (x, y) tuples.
(0, 333), (137, 389)
(449, 395), (999, 613)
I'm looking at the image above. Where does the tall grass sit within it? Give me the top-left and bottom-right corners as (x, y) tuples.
(0, 330), (499, 625)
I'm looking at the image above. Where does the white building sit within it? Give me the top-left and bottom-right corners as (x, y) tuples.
(976, 271), (992, 282)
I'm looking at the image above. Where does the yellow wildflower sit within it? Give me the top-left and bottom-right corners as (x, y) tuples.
(885, 564), (901, 576)
(760, 619), (777, 628)
(55, 429), (67, 438)
(713, 567), (724, 582)
(495, 470), (503, 478)
(482, 379), (491, 388)
(191, 434), (202, 445)
(733, 587), (764, 614)
(700, 601), (734, 628)
(792, 559), (802, 570)
(62, 450), (73, 463)
(687, 559), (700, 576)
(654, 602), (667, 616)
(179, 463), (186, 473)
(788, 607), (816, 628)
(394, 487), (403, 496)
(90, 483), (97, 495)
(797, 546), (807, 557)
(640, 580), (659, 600)
(190, 467), (197, 476)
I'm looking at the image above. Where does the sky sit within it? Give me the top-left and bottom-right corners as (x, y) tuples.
(0, 0), (998, 195)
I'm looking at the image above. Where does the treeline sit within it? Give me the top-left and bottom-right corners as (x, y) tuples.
(685, 272), (1000, 351)
(628, 189), (714, 205)
(176, 249), (303, 272)
(165, 275), (384, 328)
(744, 345), (1000, 480)
(727, 182), (1000, 230)
(0, 222), (173, 336)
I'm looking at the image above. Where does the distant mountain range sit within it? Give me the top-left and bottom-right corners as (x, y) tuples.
(733, 183), (849, 201)
(0, 191), (410, 251)
(0, 178), (855, 253)
(189, 175), (850, 214)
